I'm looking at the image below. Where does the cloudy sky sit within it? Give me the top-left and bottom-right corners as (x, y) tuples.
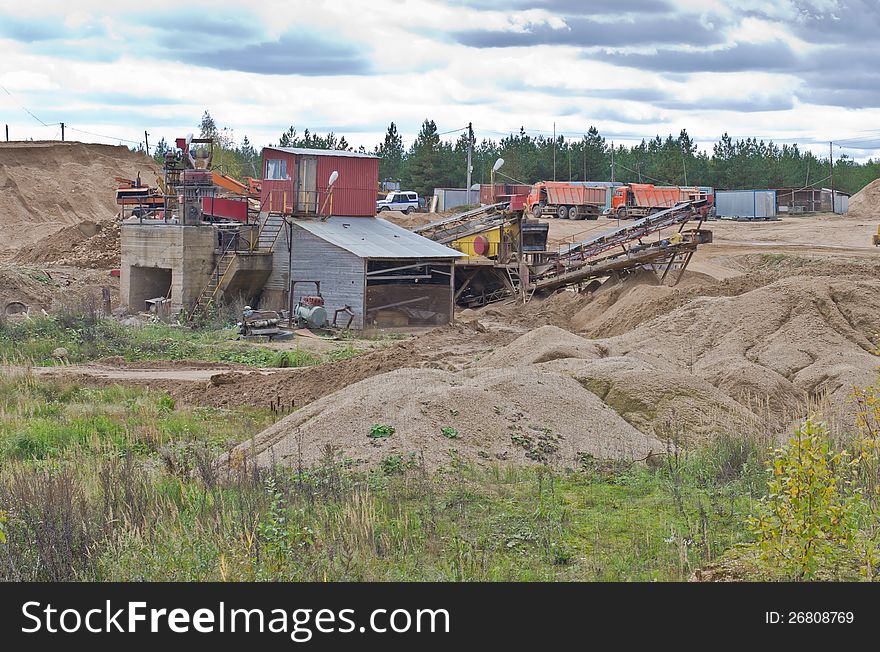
(1, 0), (879, 159)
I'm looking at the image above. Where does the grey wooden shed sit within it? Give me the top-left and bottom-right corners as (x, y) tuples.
(285, 217), (464, 330)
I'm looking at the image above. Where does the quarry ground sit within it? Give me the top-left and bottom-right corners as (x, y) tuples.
(5, 144), (880, 580)
(11, 210), (880, 473)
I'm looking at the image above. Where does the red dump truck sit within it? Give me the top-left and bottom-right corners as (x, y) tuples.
(526, 181), (606, 220)
(610, 184), (711, 219)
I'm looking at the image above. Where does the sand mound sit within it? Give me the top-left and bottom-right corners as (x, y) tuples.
(848, 178), (880, 217)
(378, 210), (435, 229)
(604, 275), (880, 432)
(0, 141), (158, 253)
(13, 219), (120, 268)
(467, 275), (880, 441)
(477, 325), (603, 367)
(220, 366), (661, 471)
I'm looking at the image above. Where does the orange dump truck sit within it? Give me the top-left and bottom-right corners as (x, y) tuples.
(610, 184), (710, 219)
(526, 181), (607, 220)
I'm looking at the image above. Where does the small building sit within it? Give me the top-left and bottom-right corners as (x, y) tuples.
(715, 190), (777, 219)
(260, 147), (379, 216)
(287, 216), (465, 330)
(433, 187), (480, 211)
(774, 187), (849, 214)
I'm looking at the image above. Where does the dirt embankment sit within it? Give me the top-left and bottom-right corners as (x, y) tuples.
(13, 219), (121, 268)
(0, 141), (158, 255)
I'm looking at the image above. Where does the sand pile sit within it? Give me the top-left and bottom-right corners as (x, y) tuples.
(13, 219), (120, 268)
(609, 276), (880, 409)
(848, 178), (880, 217)
(0, 141), (158, 254)
(379, 210), (435, 229)
(220, 366), (662, 472)
(471, 276), (880, 441)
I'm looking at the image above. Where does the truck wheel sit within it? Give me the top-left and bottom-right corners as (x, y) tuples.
(568, 206), (580, 220)
(378, 206), (388, 212)
(556, 205), (569, 219)
(405, 207), (413, 214)
(531, 205), (543, 219)
(617, 207), (627, 220)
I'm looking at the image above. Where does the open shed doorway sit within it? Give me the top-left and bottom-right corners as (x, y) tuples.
(364, 260), (453, 329)
(129, 266), (172, 310)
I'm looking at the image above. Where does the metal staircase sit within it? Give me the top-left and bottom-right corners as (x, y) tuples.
(188, 210), (287, 321)
(255, 211), (285, 250)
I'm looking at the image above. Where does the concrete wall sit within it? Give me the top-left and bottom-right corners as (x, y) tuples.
(120, 223), (216, 313)
(289, 225), (366, 329)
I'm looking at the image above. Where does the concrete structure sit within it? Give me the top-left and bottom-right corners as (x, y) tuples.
(284, 217), (464, 330)
(119, 146), (460, 329)
(715, 190), (777, 219)
(120, 222), (272, 314)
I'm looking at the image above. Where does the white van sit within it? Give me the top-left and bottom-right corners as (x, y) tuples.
(377, 191), (420, 214)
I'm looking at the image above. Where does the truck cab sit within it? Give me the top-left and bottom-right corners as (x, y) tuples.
(611, 186), (631, 214)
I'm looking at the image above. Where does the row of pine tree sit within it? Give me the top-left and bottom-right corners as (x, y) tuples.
(144, 111), (879, 198)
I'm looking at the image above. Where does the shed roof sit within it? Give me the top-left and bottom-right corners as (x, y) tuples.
(291, 217), (465, 259)
(264, 146), (378, 159)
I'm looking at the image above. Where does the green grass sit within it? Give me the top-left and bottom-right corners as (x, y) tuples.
(0, 372), (768, 582)
(0, 315), (360, 368)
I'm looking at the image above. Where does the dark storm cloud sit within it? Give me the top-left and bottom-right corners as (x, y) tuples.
(165, 32), (371, 76)
(590, 41), (800, 73)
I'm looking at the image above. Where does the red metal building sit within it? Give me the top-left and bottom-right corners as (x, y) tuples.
(260, 147), (379, 217)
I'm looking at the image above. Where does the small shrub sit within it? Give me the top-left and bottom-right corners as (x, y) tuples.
(369, 424), (395, 439)
(746, 418), (863, 580)
(441, 426), (459, 439)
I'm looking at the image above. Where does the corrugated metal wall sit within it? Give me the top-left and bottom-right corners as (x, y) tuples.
(434, 188), (479, 211)
(316, 155), (379, 217)
(715, 190), (777, 218)
(290, 225), (366, 329)
(261, 150), (296, 212)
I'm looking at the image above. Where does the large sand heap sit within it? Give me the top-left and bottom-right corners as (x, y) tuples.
(477, 275), (880, 440)
(220, 366), (662, 471)
(0, 141), (158, 254)
(848, 177), (880, 217)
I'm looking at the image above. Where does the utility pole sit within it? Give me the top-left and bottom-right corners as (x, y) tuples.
(552, 122), (556, 181)
(829, 141), (835, 214)
(611, 142), (615, 183)
(60, 122), (65, 141)
(466, 122), (473, 203)
(5, 124), (8, 142)
(568, 146), (572, 181)
(145, 130), (150, 156)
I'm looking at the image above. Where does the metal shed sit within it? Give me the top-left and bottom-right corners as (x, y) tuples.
(715, 190), (777, 219)
(287, 217), (465, 330)
(260, 147), (379, 217)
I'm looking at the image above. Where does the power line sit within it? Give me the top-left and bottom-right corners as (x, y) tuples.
(0, 83), (59, 128)
(65, 125), (143, 146)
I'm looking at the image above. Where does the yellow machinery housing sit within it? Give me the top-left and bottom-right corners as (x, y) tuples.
(448, 221), (520, 260)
